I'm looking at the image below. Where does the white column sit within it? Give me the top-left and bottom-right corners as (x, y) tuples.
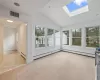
(69, 29), (72, 46)
(53, 29), (55, 47)
(82, 27), (86, 48)
(45, 28), (47, 48)
(26, 23), (34, 64)
(60, 27), (63, 50)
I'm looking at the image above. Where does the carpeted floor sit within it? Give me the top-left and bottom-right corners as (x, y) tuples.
(17, 52), (95, 80)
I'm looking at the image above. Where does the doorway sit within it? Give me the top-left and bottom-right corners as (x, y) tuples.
(0, 18), (27, 72)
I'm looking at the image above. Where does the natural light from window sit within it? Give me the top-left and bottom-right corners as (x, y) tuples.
(63, 0), (89, 17)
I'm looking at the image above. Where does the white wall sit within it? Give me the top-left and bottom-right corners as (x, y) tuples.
(0, 5), (61, 62)
(4, 27), (16, 53)
(17, 24), (26, 56)
(62, 18), (100, 55)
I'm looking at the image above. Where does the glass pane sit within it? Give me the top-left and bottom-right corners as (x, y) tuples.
(72, 38), (81, 46)
(47, 29), (54, 46)
(86, 27), (99, 37)
(47, 29), (54, 35)
(55, 30), (60, 46)
(72, 29), (81, 37)
(35, 26), (45, 48)
(86, 37), (99, 47)
(47, 36), (54, 46)
(35, 27), (45, 36)
(62, 30), (69, 45)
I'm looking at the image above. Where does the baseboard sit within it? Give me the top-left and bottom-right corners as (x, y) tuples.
(63, 49), (95, 58)
(33, 49), (95, 60)
(33, 50), (61, 60)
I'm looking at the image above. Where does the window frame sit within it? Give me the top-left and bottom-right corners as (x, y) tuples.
(35, 26), (46, 48)
(86, 26), (100, 48)
(47, 28), (55, 47)
(62, 30), (69, 45)
(55, 30), (60, 46)
(72, 28), (82, 46)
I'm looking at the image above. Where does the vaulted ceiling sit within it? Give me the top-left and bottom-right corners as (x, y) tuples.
(0, 0), (100, 27)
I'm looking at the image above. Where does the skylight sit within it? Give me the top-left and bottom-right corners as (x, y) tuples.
(63, 0), (89, 17)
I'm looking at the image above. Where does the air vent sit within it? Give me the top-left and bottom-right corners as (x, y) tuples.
(10, 11), (19, 18)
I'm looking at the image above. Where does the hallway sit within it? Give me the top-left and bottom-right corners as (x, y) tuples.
(0, 51), (25, 73)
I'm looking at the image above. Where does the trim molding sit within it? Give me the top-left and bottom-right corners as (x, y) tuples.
(63, 49), (95, 58)
(33, 50), (61, 60)
(33, 49), (95, 60)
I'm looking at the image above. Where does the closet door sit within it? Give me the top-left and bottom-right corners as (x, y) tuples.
(0, 23), (3, 64)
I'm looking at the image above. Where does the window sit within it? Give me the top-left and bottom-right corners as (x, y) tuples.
(47, 29), (54, 46)
(55, 30), (60, 46)
(63, 0), (88, 16)
(86, 27), (99, 47)
(72, 29), (81, 46)
(35, 26), (45, 48)
(62, 30), (69, 45)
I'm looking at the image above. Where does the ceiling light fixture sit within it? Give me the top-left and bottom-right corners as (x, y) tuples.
(7, 20), (13, 23)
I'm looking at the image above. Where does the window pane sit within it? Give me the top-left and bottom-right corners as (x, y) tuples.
(62, 30), (69, 45)
(72, 38), (81, 46)
(86, 27), (99, 37)
(35, 27), (45, 48)
(55, 30), (60, 46)
(47, 29), (54, 46)
(86, 37), (99, 47)
(72, 29), (81, 37)
(47, 29), (54, 35)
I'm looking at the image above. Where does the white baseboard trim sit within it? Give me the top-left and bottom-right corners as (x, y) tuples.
(33, 50), (61, 60)
(33, 49), (95, 60)
(63, 49), (95, 57)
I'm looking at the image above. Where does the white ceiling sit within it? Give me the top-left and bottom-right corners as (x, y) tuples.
(0, 0), (100, 27)
(40, 0), (100, 27)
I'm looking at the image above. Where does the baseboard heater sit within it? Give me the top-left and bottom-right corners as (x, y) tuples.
(33, 49), (94, 60)
(63, 49), (95, 58)
(34, 50), (61, 60)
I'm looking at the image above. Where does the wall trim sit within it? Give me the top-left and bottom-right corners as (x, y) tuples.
(33, 50), (61, 60)
(63, 49), (95, 58)
(33, 49), (95, 60)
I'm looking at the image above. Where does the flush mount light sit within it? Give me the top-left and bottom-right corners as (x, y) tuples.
(7, 20), (13, 23)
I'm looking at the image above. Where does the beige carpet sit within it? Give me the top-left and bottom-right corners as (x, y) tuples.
(18, 52), (95, 80)
(0, 52), (95, 80)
